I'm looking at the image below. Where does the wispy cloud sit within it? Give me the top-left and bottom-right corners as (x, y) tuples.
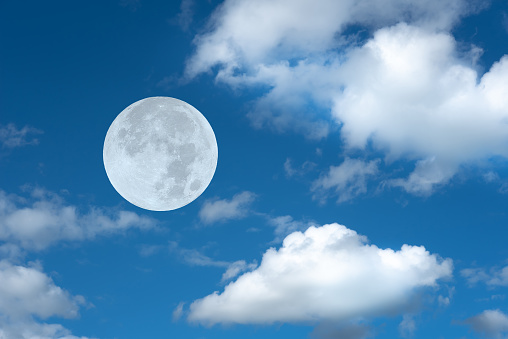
(0, 187), (155, 251)
(168, 241), (256, 282)
(0, 123), (42, 148)
(284, 158), (316, 178)
(312, 158), (379, 203)
(462, 264), (508, 287)
(170, 0), (195, 31)
(199, 191), (256, 224)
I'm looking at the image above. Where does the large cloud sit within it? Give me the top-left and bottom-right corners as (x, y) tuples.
(0, 187), (155, 251)
(188, 223), (452, 325)
(185, 0), (508, 195)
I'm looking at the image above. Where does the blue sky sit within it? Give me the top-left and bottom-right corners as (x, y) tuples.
(1, 0), (508, 338)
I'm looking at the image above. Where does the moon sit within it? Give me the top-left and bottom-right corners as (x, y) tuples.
(103, 97), (218, 211)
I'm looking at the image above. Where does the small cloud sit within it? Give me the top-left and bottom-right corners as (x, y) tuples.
(172, 302), (185, 322)
(169, 0), (195, 31)
(139, 244), (163, 257)
(267, 215), (314, 243)
(284, 158), (316, 178)
(461, 264), (508, 287)
(168, 241), (229, 268)
(221, 260), (257, 283)
(484, 171), (500, 183)
(399, 314), (416, 338)
(0, 123), (42, 149)
(168, 241), (254, 283)
(464, 309), (508, 338)
(311, 158), (379, 203)
(156, 75), (178, 91)
(199, 191), (256, 224)
(119, 0), (141, 12)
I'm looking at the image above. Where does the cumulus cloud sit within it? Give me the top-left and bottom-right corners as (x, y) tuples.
(185, 0), (508, 194)
(0, 260), (92, 339)
(0, 123), (42, 148)
(187, 223), (452, 325)
(0, 187), (155, 251)
(311, 158), (379, 203)
(465, 309), (508, 339)
(199, 191), (256, 224)
(462, 264), (508, 287)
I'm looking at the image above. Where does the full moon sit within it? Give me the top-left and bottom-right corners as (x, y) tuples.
(103, 97), (218, 211)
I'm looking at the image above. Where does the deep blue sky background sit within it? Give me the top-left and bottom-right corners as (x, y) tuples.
(1, 1), (508, 338)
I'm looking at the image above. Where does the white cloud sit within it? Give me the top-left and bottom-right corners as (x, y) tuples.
(185, 0), (473, 79)
(0, 123), (42, 148)
(0, 260), (93, 339)
(185, 0), (508, 194)
(465, 309), (508, 339)
(0, 260), (83, 320)
(187, 223), (452, 325)
(199, 191), (256, 224)
(0, 187), (155, 251)
(331, 24), (508, 194)
(311, 158), (379, 203)
(462, 264), (508, 287)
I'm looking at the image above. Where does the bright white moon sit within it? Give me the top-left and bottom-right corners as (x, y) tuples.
(103, 97), (218, 211)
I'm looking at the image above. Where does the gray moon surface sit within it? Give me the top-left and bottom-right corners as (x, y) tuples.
(103, 97), (218, 211)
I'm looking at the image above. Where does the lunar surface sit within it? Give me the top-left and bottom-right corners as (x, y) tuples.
(103, 97), (218, 211)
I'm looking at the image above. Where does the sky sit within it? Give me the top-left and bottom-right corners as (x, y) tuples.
(1, 0), (508, 338)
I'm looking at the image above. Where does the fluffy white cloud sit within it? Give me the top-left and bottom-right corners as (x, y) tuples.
(187, 223), (452, 325)
(465, 309), (508, 339)
(0, 260), (92, 339)
(185, 0), (508, 195)
(0, 123), (42, 148)
(311, 158), (379, 203)
(332, 24), (508, 193)
(0, 187), (155, 251)
(462, 264), (508, 287)
(199, 191), (256, 224)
